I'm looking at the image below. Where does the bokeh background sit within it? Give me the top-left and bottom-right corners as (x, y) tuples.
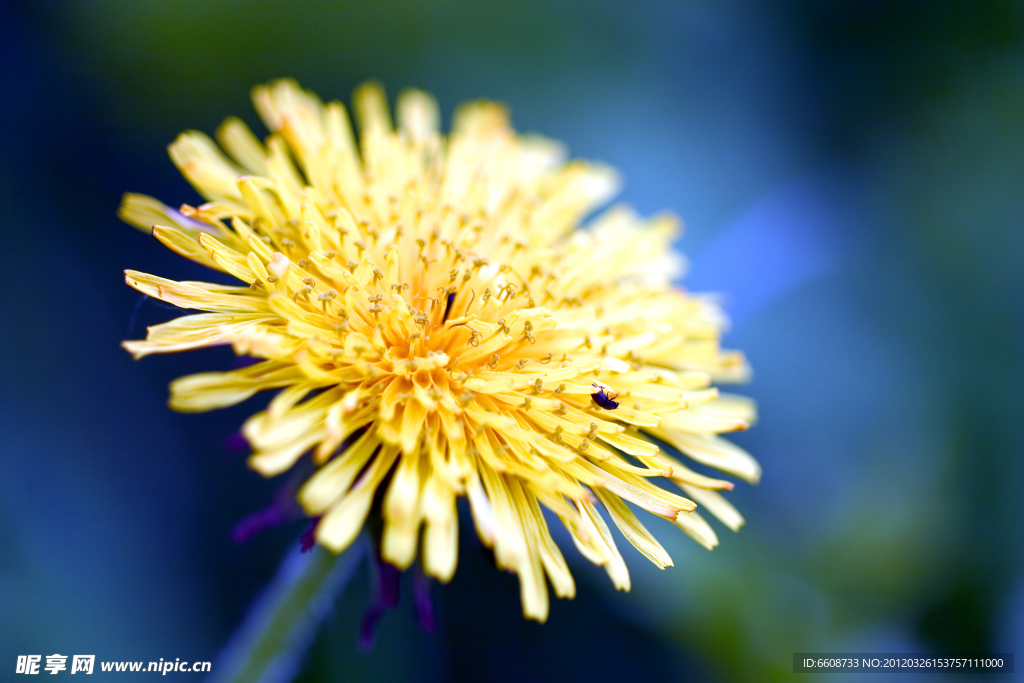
(2, 1), (1023, 681)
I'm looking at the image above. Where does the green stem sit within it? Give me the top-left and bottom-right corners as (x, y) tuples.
(209, 535), (368, 683)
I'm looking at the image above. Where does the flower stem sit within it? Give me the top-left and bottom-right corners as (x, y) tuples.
(209, 536), (368, 683)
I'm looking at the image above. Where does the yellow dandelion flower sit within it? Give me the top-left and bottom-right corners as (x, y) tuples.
(121, 80), (760, 622)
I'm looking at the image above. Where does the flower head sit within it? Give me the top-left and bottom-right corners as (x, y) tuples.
(121, 80), (760, 621)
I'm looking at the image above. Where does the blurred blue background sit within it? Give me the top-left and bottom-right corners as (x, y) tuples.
(2, 1), (1022, 681)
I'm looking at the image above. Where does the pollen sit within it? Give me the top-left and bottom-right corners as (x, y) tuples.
(120, 79), (760, 622)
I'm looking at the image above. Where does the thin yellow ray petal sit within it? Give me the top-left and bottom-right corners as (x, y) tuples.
(125, 270), (268, 313)
(317, 445), (399, 552)
(123, 313), (273, 359)
(216, 117), (269, 174)
(680, 484), (745, 532)
(578, 499), (630, 591)
(169, 361), (301, 412)
(674, 509), (719, 550)
(653, 429), (762, 483)
(421, 471), (459, 582)
(518, 483), (575, 599)
(299, 431), (381, 514)
(593, 487), (673, 569)
(168, 131), (244, 201)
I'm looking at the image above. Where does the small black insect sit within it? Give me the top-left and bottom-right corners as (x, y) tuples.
(590, 382), (620, 410)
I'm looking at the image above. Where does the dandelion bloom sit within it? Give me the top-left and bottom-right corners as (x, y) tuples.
(121, 80), (760, 621)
